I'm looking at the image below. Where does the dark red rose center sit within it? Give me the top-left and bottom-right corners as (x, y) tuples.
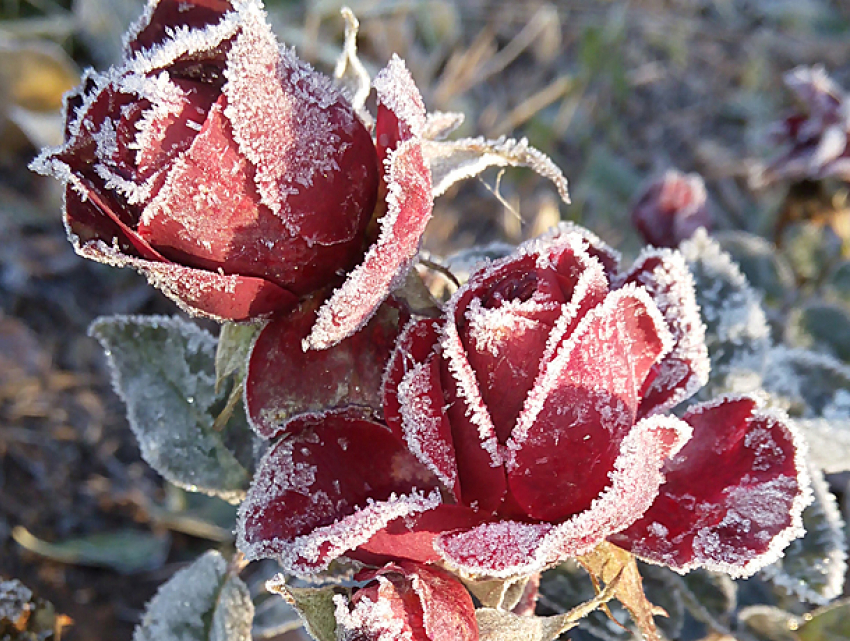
(481, 271), (540, 307)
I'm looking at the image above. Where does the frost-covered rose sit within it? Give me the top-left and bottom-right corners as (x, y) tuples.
(756, 65), (850, 186)
(238, 224), (810, 580)
(334, 562), (478, 641)
(631, 170), (712, 248)
(30, 0), (432, 335)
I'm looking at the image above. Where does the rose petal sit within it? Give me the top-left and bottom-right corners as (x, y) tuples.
(373, 54), (427, 162)
(609, 396), (811, 579)
(353, 505), (485, 567)
(222, 5), (378, 247)
(306, 137), (432, 350)
(125, 0), (234, 56)
(383, 318), (443, 439)
(237, 410), (442, 575)
(136, 259), (297, 320)
(245, 298), (404, 440)
(305, 57), (431, 350)
(397, 354), (461, 499)
(438, 415), (692, 578)
(457, 254), (564, 444)
(618, 248), (709, 417)
(507, 286), (674, 521)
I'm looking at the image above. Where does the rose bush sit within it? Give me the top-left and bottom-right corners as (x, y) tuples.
(334, 562), (478, 641)
(238, 224), (810, 580)
(29, 0), (433, 341)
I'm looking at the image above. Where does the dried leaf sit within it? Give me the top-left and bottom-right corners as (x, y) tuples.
(577, 542), (666, 641)
(477, 574), (619, 641)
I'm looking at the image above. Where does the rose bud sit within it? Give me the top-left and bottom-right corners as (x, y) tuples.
(756, 65), (850, 186)
(30, 0), (383, 322)
(334, 562), (478, 641)
(631, 170), (712, 248)
(238, 224), (810, 581)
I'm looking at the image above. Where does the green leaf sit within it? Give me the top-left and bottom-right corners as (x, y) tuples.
(825, 260), (850, 308)
(761, 465), (847, 605)
(680, 230), (772, 399)
(12, 526), (169, 575)
(739, 605), (801, 641)
(215, 323), (258, 393)
(90, 315), (260, 503)
(786, 303), (850, 364)
(715, 231), (795, 306)
(797, 599), (850, 641)
(645, 567), (736, 635)
(762, 347), (850, 418)
(267, 577), (342, 641)
(134, 551), (253, 641)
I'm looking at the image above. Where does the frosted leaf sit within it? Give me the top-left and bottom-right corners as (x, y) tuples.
(715, 232), (795, 305)
(611, 397), (811, 579)
(90, 315), (259, 503)
(794, 419), (850, 474)
(762, 347), (850, 420)
(786, 302), (850, 364)
(618, 247), (709, 417)
(422, 111), (465, 141)
(436, 415), (691, 578)
(215, 322), (258, 393)
(422, 136), (570, 204)
(738, 605), (802, 641)
(134, 550), (253, 641)
(245, 299), (403, 439)
(760, 464), (848, 604)
(236, 411), (442, 575)
(333, 8), (371, 124)
(306, 137), (432, 350)
(680, 229), (771, 397)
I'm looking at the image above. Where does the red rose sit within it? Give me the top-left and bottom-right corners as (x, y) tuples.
(30, 0), (432, 336)
(631, 170), (712, 248)
(335, 562), (478, 641)
(756, 65), (850, 186)
(238, 224), (810, 580)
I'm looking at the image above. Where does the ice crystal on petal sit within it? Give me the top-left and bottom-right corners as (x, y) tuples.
(372, 55), (426, 140)
(619, 247), (709, 416)
(237, 414), (442, 575)
(438, 415), (691, 578)
(397, 359), (460, 495)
